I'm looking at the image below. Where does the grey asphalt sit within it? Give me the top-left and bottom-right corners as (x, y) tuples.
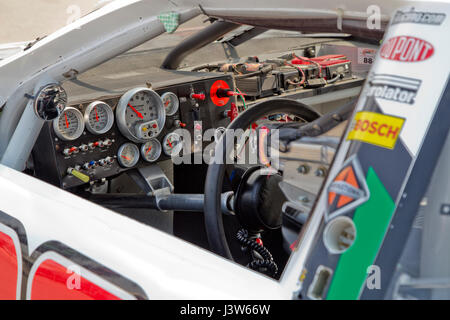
(0, 0), (207, 45)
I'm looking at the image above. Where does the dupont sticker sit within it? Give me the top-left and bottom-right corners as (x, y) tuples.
(347, 111), (405, 149)
(326, 155), (370, 221)
(379, 36), (434, 62)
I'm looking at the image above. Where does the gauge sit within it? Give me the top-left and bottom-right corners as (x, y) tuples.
(84, 101), (114, 134)
(116, 88), (166, 143)
(117, 143), (140, 168)
(161, 92), (179, 116)
(163, 132), (183, 157)
(141, 139), (162, 163)
(53, 107), (85, 141)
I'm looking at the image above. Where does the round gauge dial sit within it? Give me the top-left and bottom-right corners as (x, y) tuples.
(53, 107), (85, 141)
(84, 101), (114, 134)
(141, 139), (162, 163)
(163, 132), (183, 157)
(161, 92), (180, 116)
(117, 143), (140, 168)
(116, 88), (166, 143)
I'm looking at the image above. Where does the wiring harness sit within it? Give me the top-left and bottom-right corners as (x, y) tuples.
(236, 229), (278, 277)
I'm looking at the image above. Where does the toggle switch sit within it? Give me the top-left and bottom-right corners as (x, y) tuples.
(67, 168), (90, 183)
(190, 93), (206, 101)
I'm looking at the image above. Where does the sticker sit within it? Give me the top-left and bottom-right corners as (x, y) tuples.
(358, 48), (377, 65)
(367, 74), (421, 105)
(347, 111), (405, 149)
(326, 155), (370, 221)
(392, 8), (446, 26)
(158, 12), (180, 34)
(379, 36), (434, 62)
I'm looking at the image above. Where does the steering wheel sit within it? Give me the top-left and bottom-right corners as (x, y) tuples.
(204, 99), (321, 259)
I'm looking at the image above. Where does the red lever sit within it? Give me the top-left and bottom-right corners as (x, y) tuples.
(217, 88), (245, 98)
(190, 93), (206, 101)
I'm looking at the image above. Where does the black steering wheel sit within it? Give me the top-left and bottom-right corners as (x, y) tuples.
(204, 99), (321, 259)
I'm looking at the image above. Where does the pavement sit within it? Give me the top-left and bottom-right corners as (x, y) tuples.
(0, 0), (207, 44)
(0, 0), (211, 61)
(0, 0), (103, 43)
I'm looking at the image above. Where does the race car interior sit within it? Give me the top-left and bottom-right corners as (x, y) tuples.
(26, 20), (378, 279)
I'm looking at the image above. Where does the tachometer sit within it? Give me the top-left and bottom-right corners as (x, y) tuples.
(116, 88), (166, 143)
(84, 101), (114, 134)
(117, 143), (140, 168)
(53, 107), (85, 141)
(163, 132), (183, 157)
(141, 139), (162, 163)
(161, 92), (179, 116)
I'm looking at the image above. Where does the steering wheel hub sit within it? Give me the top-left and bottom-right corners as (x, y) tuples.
(233, 166), (285, 233)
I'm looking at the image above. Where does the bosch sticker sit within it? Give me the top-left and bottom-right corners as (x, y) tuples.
(368, 74), (421, 105)
(326, 155), (370, 221)
(380, 36), (434, 62)
(347, 111), (405, 149)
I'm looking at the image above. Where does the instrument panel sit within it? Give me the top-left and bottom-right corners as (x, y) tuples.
(32, 74), (235, 189)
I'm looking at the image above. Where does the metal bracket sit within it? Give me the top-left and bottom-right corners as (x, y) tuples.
(129, 165), (174, 199)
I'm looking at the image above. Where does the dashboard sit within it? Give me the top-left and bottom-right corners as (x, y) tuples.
(32, 70), (235, 189)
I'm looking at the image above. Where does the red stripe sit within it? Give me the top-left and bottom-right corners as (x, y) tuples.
(31, 259), (121, 300)
(0, 232), (19, 300)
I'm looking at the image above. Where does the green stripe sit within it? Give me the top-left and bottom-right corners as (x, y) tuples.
(326, 167), (395, 300)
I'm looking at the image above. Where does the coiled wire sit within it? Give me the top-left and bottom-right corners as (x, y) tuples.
(237, 229), (278, 277)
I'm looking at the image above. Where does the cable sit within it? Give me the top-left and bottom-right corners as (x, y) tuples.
(234, 65), (273, 80)
(292, 53), (322, 78)
(235, 87), (247, 110)
(190, 64), (220, 72)
(284, 61), (306, 86)
(326, 73), (342, 84)
(236, 229), (278, 277)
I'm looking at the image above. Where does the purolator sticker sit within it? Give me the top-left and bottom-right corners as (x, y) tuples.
(347, 111), (405, 149)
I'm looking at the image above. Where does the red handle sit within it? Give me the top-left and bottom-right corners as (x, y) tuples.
(191, 93), (206, 100)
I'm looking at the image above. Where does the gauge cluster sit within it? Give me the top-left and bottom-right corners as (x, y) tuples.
(32, 73), (234, 189)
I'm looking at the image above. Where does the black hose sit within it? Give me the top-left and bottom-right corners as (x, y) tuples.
(292, 97), (356, 138)
(260, 97), (357, 147)
(161, 21), (240, 70)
